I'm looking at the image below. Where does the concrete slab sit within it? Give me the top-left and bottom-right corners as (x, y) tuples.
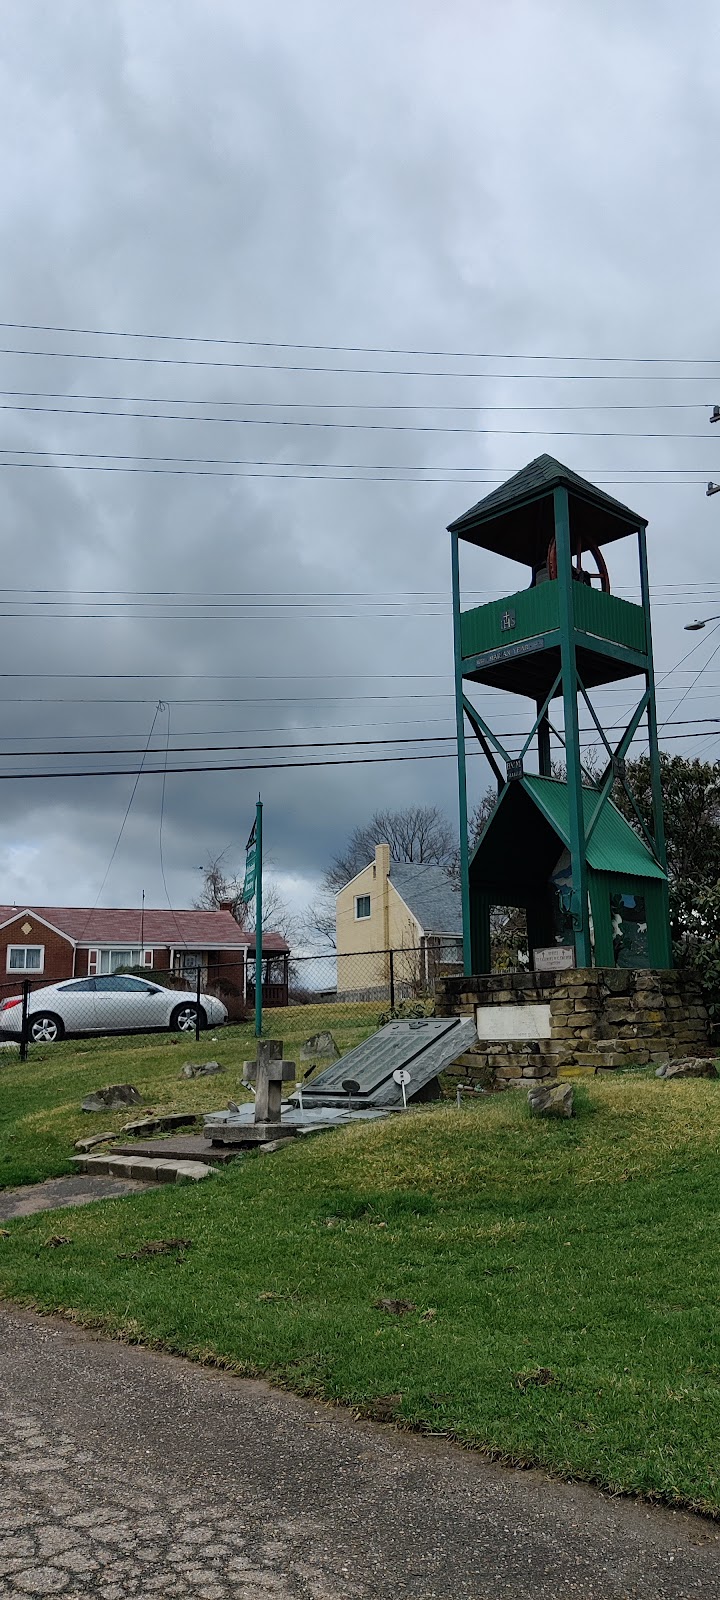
(0, 1174), (158, 1221)
(206, 1121), (298, 1146)
(113, 1135), (238, 1165)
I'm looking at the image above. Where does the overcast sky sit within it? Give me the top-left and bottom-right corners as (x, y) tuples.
(0, 0), (718, 932)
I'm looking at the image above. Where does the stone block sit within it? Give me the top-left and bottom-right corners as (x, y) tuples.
(661, 1058), (719, 1079)
(600, 971), (633, 994)
(528, 1082), (574, 1117)
(74, 1131), (118, 1153)
(82, 1084), (142, 1113)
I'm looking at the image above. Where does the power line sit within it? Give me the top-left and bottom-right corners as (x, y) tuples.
(79, 704), (164, 922)
(0, 445), (716, 469)
(0, 344), (719, 380)
(0, 715), (716, 760)
(0, 727), (713, 783)
(0, 388), (713, 413)
(0, 581), (715, 597)
(0, 460), (709, 485)
(0, 677), (718, 706)
(1, 319), (719, 364)
(1, 399), (719, 439)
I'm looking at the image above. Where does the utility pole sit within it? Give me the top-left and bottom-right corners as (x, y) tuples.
(708, 405), (720, 495)
(254, 798), (263, 1039)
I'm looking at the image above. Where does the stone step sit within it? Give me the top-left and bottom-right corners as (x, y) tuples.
(113, 1136), (237, 1166)
(71, 1153), (215, 1183)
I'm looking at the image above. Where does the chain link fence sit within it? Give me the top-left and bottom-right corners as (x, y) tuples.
(0, 942), (464, 1060)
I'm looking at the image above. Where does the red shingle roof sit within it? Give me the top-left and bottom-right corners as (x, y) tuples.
(0, 905), (289, 952)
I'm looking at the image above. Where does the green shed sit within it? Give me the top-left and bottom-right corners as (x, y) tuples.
(469, 775), (671, 971)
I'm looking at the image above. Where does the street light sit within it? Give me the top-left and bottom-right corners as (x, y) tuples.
(707, 482), (720, 497)
(685, 614), (720, 631)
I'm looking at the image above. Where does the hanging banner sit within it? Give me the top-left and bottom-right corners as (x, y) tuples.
(241, 818), (257, 904)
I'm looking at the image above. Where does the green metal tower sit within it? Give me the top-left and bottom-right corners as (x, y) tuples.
(449, 456), (672, 976)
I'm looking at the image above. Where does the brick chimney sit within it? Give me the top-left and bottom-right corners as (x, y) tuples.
(218, 899), (234, 912)
(374, 843), (391, 879)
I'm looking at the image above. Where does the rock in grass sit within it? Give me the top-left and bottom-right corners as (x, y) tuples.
(121, 1112), (198, 1136)
(658, 1058), (718, 1080)
(179, 1060), (224, 1078)
(82, 1084), (142, 1113)
(528, 1082), (574, 1118)
(299, 1032), (340, 1061)
(74, 1130), (119, 1153)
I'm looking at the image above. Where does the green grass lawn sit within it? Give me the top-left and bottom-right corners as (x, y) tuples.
(0, 1002), (379, 1189)
(1, 1028), (720, 1515)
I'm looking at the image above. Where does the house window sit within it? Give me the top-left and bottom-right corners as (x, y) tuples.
(355, 895), (371, 919)
(97, 949), (148, 974)
(7, 946), (44, 973)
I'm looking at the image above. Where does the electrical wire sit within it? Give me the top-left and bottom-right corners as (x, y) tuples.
(77, 703), (164, 928)
(2, 319), (719, 363)
(0, 387), (713, 413)
(1, 399), (719, 439)
(0, 727), (713, 783)
(0, 715), (717, 760)
(0, 460), (709, 484)
(2, 344), (720, 380)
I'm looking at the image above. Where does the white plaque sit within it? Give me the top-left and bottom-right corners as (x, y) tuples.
(475, 1002), (552, 1041)
(533, 945), (575, 972)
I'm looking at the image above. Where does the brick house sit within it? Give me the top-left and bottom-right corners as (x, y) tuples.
(0, 906), (290, 1016)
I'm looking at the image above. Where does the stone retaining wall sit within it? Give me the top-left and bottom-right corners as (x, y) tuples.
(436, 968), (712, 1089)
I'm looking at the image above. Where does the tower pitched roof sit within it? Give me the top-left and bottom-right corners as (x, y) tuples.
(447, 455), (647, 564)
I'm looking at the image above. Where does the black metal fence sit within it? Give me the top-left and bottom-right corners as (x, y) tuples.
(0, 943), (464, 1059)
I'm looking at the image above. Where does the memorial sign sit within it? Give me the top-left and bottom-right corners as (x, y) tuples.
(533, 945), (575, 972)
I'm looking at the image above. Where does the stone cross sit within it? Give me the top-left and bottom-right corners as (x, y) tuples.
(243, 1039), (295, 1128)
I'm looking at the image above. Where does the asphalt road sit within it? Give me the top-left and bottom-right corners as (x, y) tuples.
(0, 1303), (718, 1599)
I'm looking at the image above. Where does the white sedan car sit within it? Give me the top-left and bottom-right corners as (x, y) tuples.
(0, 973), (227, 1044)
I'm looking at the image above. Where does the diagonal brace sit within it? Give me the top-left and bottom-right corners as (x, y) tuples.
(519, 670), (563, 761)
(462, 694), (507, 786)
(583, 687), (652, 846)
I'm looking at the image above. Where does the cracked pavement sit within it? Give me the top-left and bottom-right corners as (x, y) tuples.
(0, 1303), (718, 1598)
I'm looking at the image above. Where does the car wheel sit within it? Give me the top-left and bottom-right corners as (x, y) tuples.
(171, 1002), (206, 1034)
(29, 1013), (64, 1044)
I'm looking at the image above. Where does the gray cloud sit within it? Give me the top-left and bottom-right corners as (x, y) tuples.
(0, 0), (718, 926)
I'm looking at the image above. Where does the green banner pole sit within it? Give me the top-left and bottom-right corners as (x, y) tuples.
(254, 797), (263, 1038)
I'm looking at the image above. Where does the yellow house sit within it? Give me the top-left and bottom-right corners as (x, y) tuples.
(335, 843), (463, 998)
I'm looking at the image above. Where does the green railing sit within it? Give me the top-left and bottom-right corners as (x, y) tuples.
(572, 583), (646, 654)
(460, 579), (646, 660)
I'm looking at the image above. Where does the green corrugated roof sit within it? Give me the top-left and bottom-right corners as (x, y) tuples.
(521, 775), (666, 879)
(447, 454), (647, 534)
